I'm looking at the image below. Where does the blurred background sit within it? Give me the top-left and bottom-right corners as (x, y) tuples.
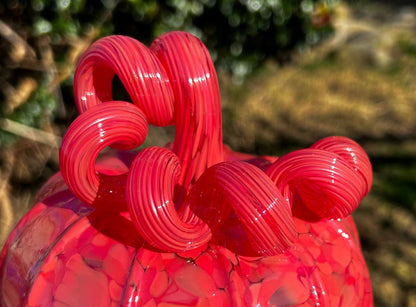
(0, 0), (415, 305)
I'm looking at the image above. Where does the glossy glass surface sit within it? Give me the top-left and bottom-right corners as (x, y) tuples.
(0, 31), (373, 306)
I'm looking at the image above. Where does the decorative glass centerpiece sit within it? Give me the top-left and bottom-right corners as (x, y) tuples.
(0, 31), (373, 306)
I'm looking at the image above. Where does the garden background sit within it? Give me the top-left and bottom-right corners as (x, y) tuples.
(0, 0), (415, 305)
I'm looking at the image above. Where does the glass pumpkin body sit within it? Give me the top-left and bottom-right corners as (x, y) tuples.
(0, 150), (372, 306)
(0, 31), (373, 306)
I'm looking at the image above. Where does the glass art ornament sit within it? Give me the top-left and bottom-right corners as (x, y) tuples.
(0, 31), (373, 306)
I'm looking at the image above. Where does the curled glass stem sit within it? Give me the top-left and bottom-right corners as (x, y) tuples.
(151, 32), (224, 188)
(60, 101), (148, 206)
(127, 147), (211, 252)
(183, 161), (297, 255)
(59, 32), (373, 255)
(74, 35), (175, 127)
(266, 136), (372, 219)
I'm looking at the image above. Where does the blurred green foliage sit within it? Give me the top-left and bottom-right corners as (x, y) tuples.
(0, 0), (335, 145)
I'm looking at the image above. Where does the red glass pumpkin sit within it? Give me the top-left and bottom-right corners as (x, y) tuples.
(0, 31), (373, 306)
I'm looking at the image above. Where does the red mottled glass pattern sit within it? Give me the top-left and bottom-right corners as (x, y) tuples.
(0, 31), (373, 306)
